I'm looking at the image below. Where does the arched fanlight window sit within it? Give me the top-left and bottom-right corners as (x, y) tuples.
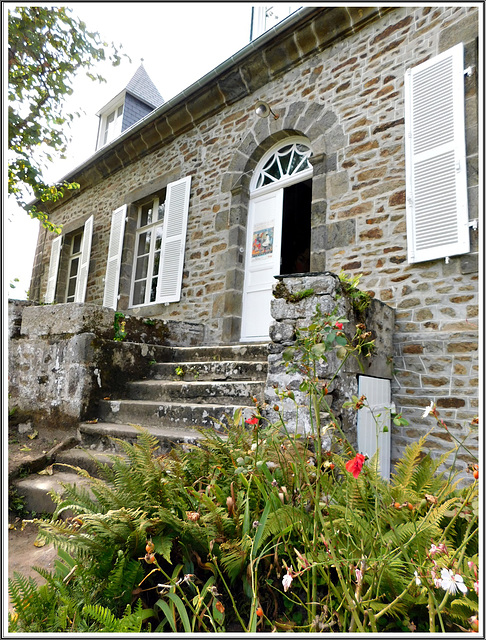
(253, 139), (312, 191)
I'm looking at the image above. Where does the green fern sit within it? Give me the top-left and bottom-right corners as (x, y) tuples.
(82, 600), (154, 632)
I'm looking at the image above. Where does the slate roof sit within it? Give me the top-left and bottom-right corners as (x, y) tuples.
(125, 64), (164, 109)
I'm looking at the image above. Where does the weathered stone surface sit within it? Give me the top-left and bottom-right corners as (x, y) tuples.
(264, 273), (394, 438)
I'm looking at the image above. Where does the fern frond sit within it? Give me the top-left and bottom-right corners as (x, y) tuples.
(82, 600), (153, 632)
(103, 550), (144, 609)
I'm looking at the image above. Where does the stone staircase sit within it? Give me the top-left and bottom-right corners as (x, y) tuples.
(12, 343), (269, 514)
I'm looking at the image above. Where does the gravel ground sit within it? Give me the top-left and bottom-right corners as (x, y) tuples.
(7, 519), (58, 613)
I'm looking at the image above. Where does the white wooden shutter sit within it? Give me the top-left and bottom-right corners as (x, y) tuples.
(74, 215), (93, 303)
(103, 205), (127, 309)
(357, 376), (391, 479)
(44, 235), (62, 303)
(405, 43), (469, 263)
(157, 176), (191, 303)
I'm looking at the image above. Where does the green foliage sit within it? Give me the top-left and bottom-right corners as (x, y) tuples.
(82, 601), (153, 632)
(338, 270), (372, 313)
(8, 6), (127, 231)
(113, 312), (128, 341)
(9, 306), (478, 633)
(273, 281), (315, 303)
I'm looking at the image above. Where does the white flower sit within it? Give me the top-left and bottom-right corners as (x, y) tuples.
(282, 569), (293, 592)
(440, 568), (468, 595)
(414, 570), (421, 586)
(422, 401), (435, 418)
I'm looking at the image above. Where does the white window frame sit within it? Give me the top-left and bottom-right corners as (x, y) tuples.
(250, 137), (313, 195)
(130, 193), (166, 307)
(129, 176), (192, 308)
(65, 231), (83, 303)
(97, 100), (124, 149)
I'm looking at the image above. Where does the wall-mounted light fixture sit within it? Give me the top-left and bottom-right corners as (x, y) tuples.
(254, 100), (279, 120)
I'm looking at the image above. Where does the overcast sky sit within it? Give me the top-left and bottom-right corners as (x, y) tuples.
(6, 2), (300, 298)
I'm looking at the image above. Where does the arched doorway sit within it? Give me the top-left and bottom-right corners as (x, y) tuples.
(240, 137), (313, 341)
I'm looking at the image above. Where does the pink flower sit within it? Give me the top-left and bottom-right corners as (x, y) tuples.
(355, 568), (363, 583)
(345, 453), (366, 478)
(474, 581), (479, 595)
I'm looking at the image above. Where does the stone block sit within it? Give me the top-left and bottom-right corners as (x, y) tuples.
(439, 12), (478, 52)
(323, 220), (356, 249)
(21, 303), (114, 338)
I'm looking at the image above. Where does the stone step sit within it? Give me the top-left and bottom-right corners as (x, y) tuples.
(78, 421), (222, 453)
(97, 400), (257, 431)
(123, 379), (264, 404)
(56, 448), (122, 477)
(13, 470), (91, 516)
(151, 360), (268, 381)
(152, 343), (269, 363)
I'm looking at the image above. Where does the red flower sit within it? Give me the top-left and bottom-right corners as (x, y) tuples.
(335, 322), (344, 330)
(345, 453), (366, 478)
(246, 416), (259, 425)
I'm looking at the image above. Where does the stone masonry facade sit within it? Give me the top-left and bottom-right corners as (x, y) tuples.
(28, 6), (479, 468)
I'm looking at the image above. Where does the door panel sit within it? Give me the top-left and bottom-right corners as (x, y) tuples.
(241, 189), (283, 341)
(357, 376), (391, 479)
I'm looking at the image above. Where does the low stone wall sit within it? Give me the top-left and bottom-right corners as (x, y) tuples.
(8, 302), (204, 433)
(263, 273), (394, 449)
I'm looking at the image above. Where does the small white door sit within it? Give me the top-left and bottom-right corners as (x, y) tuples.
(357, 376), (391, 479)
(241, 189), (283, 341)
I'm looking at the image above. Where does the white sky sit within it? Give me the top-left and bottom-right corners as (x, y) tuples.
(5, 2), (300, 299)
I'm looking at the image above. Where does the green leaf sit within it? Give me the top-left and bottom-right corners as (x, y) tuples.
(165, 592), (192, 633)
(155, 599), (177, 632)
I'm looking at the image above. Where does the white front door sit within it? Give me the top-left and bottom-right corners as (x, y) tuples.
(241, 189), (283, 341)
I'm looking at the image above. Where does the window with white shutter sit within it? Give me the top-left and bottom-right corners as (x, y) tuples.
(74, 215), (93, 303)
(44, 235), (62, 303)
(103, 205), (127, 309)
(404, 43), (469, 263)
(129, 176), (191, 307)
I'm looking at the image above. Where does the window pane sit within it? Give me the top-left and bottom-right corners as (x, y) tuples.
(69, 257), (79, 277)
(278, 149), (292, 175)
(137, 231), (151, 255)
(150, 277), (158, 302)
(72, 233), (82, 254)
(67, 277), (76, 299)
(140, 203), (153, 227)
(152, 250), (160, 277)
(263, 157), (280, 180)
(289, 152), (308, 175)
(135, 255), (149, 280)
(132, 281), (146, 306)
(155, 226), (163, 251)
(157, 202), (165, 221)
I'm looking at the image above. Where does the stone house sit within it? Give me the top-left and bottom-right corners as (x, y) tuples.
(13, 6), (479, 474)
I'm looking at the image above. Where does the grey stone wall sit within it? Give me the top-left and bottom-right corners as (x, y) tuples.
(263, 273), (394, 450)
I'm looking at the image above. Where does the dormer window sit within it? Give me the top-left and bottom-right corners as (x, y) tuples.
(97, 100), (124, 150)
(102, 103), (124, 147)
(95, 64), (164, 151)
